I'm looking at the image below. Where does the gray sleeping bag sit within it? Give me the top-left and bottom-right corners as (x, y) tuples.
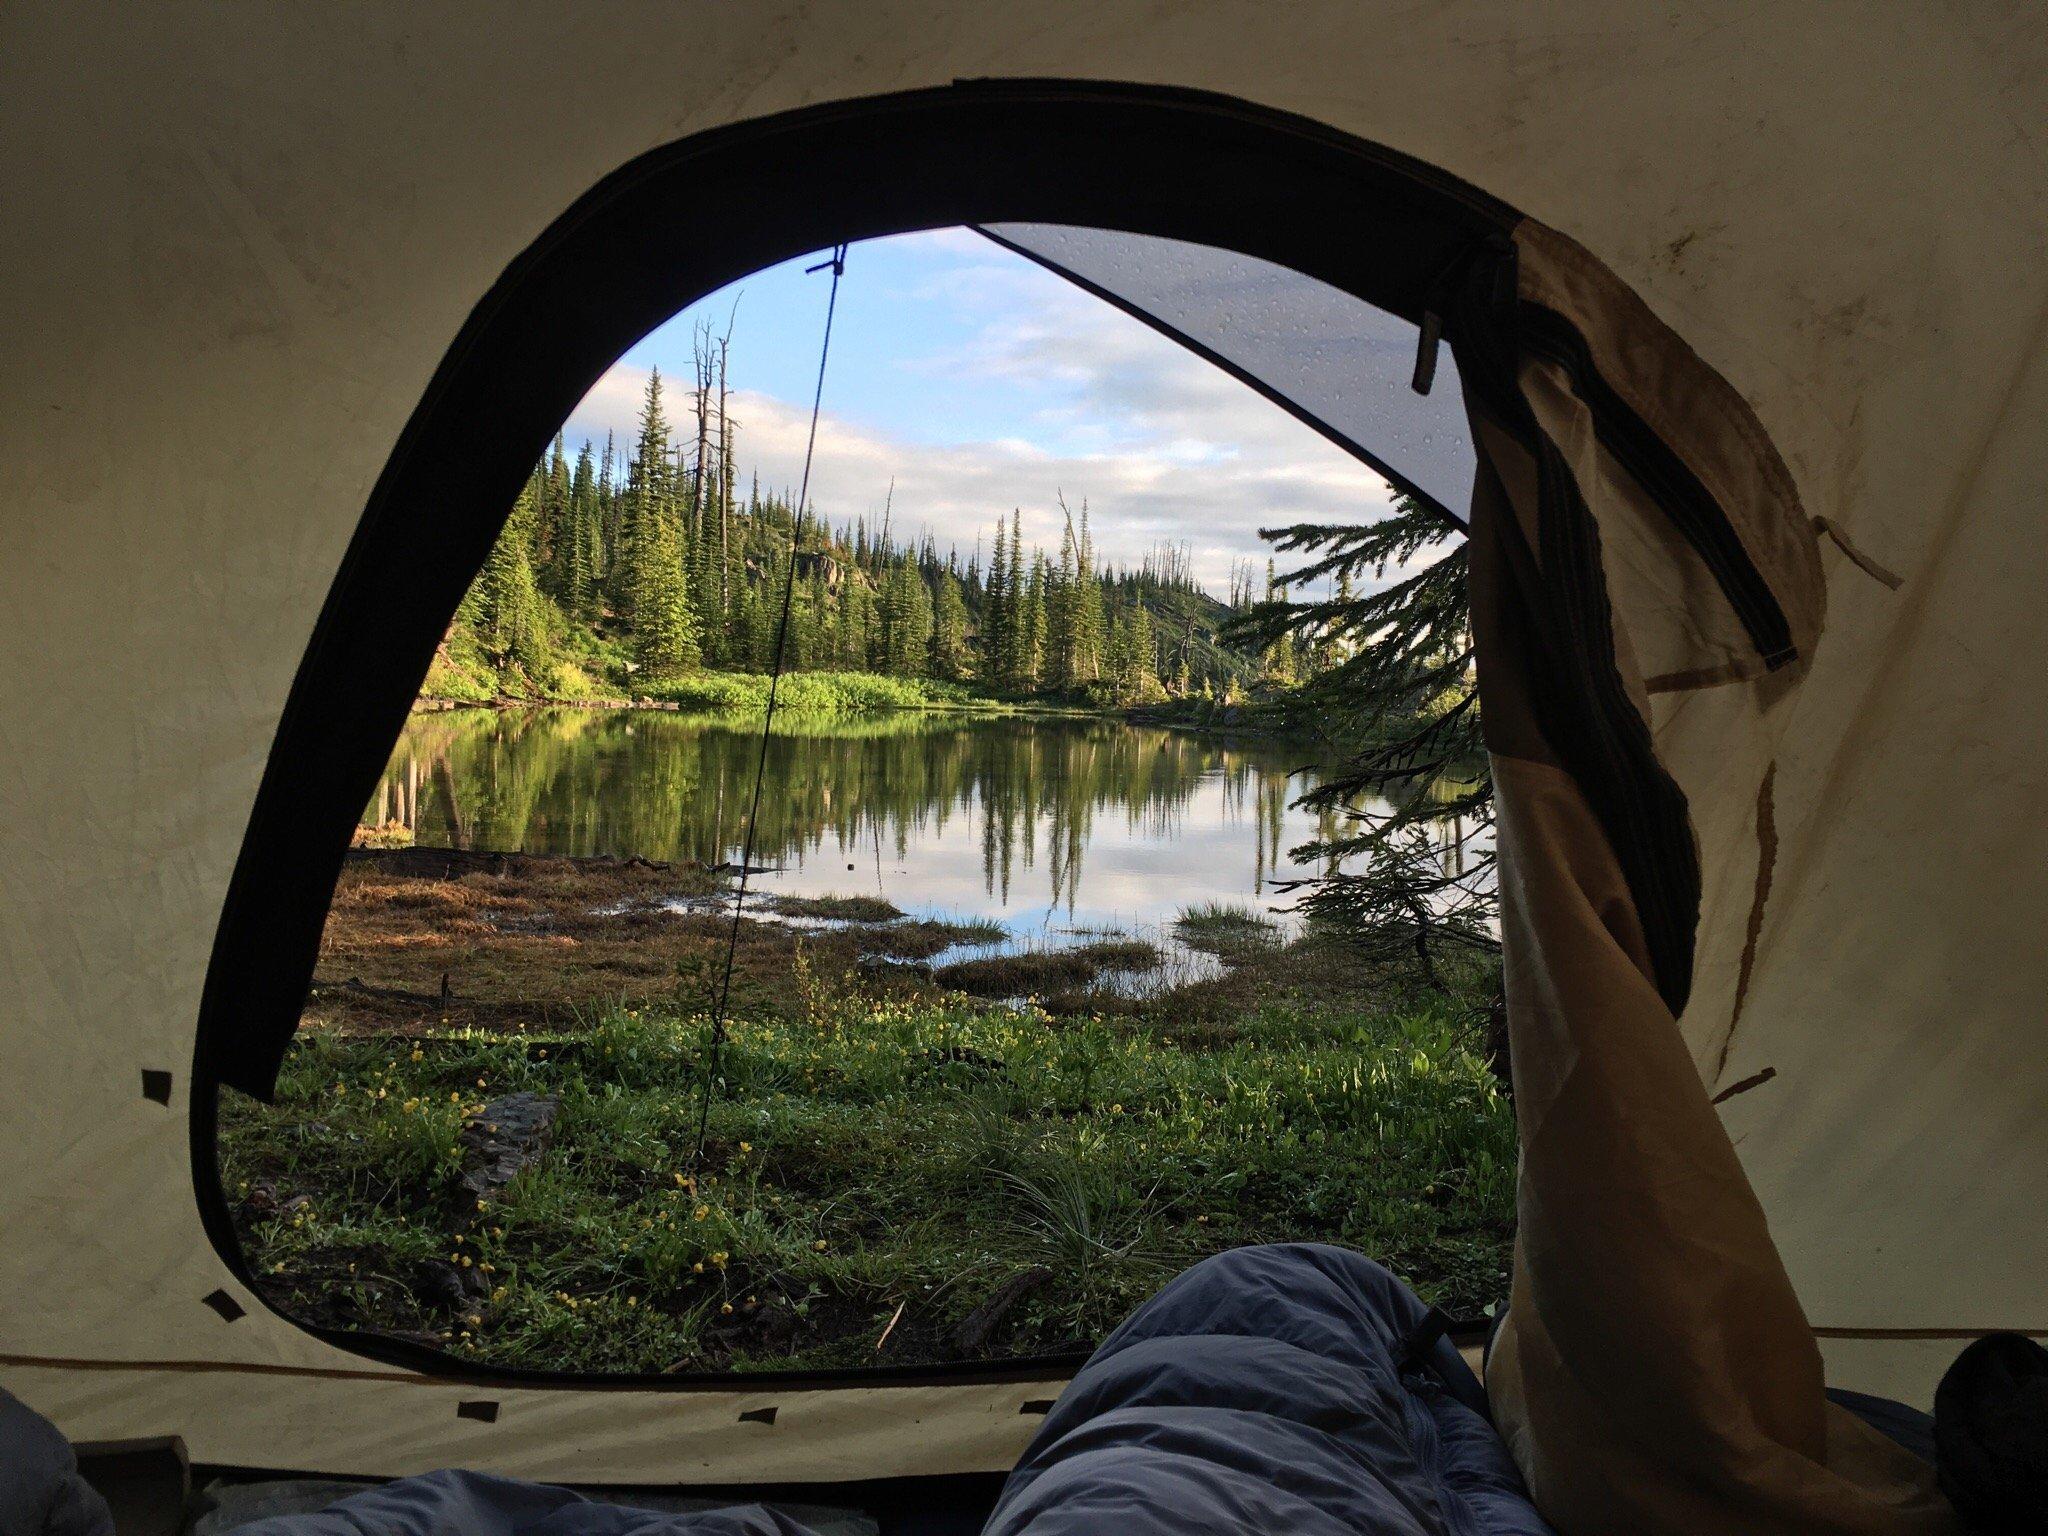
(986, 1244), (1554, 1536)
(216, 1477), (822, 1536)
(0, 1389), (113, 1536)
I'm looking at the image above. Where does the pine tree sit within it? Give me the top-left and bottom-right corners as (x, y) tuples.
(1226, 494), (1493, 988)
(631, 512), (698, 679)
(539, 432), (572, 584)
(563, 441), (600, 620)
(1258, 560), (1300, 686)
(616, 369), (672, 619)
(476, 482), (555, 684)
(1004, 512), (1029, 688)
(1128, 599), (1158, 696)
(1020, 555), (1047, 691)
(930, 571), (973, 681)
(1072, 505), (1106, 684)
(983, 519), (1009, 685)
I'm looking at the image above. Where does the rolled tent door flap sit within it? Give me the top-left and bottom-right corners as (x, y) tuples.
(1454, 220), (1956, 1534)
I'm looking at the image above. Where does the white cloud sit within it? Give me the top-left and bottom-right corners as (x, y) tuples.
(563, 257), (1400, 594)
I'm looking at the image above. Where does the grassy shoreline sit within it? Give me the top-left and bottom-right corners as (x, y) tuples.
(415, 663), (1290, 732)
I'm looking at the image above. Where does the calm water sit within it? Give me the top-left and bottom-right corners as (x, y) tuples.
(364, 708), (1381, 947)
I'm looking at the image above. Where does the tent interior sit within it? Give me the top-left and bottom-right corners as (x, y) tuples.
(2, 7), (2042, 1536)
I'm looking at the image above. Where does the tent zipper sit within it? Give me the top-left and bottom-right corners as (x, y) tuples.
(1515, 303), (1798, 670)
(1447, 247), (1706, 1011)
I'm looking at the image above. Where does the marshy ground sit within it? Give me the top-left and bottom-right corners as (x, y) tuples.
(219, 852), (1514, 1372)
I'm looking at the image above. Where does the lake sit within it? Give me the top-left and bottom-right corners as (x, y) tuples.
(362, 708), (1383, 969)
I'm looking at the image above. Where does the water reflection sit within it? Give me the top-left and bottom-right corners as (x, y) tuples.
(364, 708), (1375, 936)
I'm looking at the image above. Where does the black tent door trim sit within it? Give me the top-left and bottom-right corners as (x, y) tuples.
(187, 78), (1736, 1388)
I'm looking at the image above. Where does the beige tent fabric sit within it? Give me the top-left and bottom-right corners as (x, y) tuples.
(0, 0), (2039, 1483)
(1469, 228), (1957, 1533)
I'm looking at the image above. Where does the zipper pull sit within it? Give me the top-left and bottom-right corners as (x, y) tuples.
(1489, 235), (1519, 309)
(1411, 310), (1443, 396)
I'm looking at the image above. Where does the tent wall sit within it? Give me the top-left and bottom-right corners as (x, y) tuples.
(1, 1), (2042, 1480)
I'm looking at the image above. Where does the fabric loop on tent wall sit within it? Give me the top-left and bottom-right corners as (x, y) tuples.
(1712, 1066), (1778, 1105)
(140, 1069), (172, 1104)
(1813, 516), (1905, 591)
(1717, 760), (1779, 1079)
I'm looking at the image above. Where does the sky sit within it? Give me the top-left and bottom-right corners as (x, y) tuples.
(559, 227), (1397, 595)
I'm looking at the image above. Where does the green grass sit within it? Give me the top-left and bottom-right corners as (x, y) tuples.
(1174, 901), (1285, 957)
(220, 979), (1515, 1373)
(643, 670), (994, 716)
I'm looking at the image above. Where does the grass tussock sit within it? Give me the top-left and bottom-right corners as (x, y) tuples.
(932, 939), (1164, 999)
(1175, 901), (1285, 957)
(764, 894), (905, 923)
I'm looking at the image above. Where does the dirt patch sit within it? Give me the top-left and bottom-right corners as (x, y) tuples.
(305, 851), (941, 1036)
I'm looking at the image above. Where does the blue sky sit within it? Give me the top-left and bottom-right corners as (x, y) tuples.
(562, 228), (1393, 592)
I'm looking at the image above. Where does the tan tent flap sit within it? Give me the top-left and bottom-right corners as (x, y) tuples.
(1458, 220), (1955, 1520)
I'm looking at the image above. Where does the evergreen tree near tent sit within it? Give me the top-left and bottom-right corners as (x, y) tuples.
(1227, 492), (1495, 992)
